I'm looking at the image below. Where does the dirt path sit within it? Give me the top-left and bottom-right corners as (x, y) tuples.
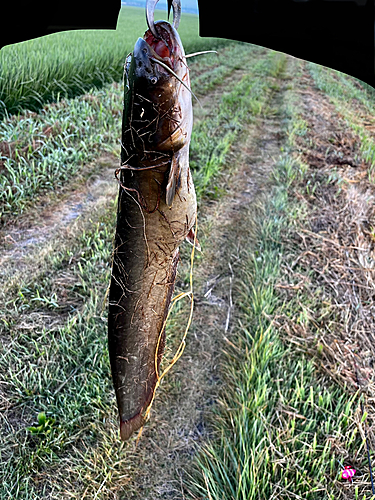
(0, 155), (118, 265)
(0, 155), (119, 314)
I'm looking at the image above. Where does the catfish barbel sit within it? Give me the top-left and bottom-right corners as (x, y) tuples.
(108, 0), (199, 441)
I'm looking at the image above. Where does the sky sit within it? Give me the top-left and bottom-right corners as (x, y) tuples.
(120, 0), (199, 14)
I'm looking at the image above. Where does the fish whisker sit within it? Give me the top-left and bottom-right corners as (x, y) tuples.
(185, 50), (218, 58)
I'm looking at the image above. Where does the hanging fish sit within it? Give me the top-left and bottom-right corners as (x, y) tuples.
(108, 0), (199, 441)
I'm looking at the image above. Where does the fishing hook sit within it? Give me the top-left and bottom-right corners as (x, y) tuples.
(146, 0), (181, 39)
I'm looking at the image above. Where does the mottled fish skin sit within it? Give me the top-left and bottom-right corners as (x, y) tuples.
(108, 20), (197, 441)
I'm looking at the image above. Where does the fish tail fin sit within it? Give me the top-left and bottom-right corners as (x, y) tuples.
(120, 413), (145, 441)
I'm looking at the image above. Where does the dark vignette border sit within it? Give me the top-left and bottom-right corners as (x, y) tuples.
(1, 0), (374, 88)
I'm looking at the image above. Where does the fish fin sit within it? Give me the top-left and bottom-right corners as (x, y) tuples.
(166, 154), (180, 208)
(186, 228), (201, 251)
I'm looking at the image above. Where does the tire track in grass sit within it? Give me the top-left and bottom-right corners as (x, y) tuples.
(0, 156), (117, 266)
(182, 53), (295, 500)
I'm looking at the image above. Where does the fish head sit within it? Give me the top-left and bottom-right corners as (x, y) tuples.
(143, 21), (185, 70)
(125, 20), (192, 154)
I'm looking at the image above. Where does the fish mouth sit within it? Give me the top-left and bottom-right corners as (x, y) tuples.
(142, 21), (182, 71)
(132, 36), (174, 83)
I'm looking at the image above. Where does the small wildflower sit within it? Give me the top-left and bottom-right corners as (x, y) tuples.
(341, 466), (356, 481)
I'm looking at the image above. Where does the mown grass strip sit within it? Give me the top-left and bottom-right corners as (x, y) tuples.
(0, 7), (229, 117)
(0, 85), (123, 221)
(191, 50), (286, 201)
(187, 58), (367, 500)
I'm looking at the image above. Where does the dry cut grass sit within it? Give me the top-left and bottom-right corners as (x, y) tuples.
(273, 62), (375, 498)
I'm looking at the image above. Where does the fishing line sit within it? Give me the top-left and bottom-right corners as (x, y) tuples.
(136, 214), (199, 444)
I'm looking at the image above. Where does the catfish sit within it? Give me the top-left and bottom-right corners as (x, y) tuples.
(108, 0), (199, 441)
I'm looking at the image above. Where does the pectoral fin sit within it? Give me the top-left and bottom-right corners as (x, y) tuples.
(166, 154), (180, 208)
(186, 227), (201, 251)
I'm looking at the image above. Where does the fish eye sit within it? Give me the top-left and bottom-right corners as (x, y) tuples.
(150, 77), (157, 84)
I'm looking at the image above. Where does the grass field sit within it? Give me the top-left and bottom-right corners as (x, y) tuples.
(0, 6), (228, 117)
(1, 10), (375, 499)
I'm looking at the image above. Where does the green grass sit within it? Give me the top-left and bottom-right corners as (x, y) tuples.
(0, 6), (228, 117)
(190, 42), (266, 95)
(0, 84), (123, 221)
(189, 162), (364, 498)
(0, 207), (120, 499)
(191, 233), (360, 498)
(306, 63), (375, 116)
